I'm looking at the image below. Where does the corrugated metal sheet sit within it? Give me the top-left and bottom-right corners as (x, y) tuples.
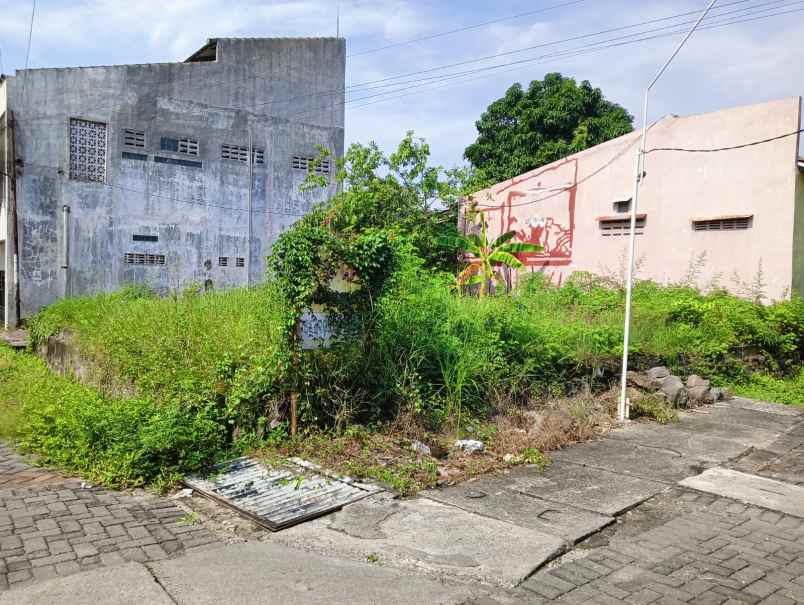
(184, 457), (382, 531)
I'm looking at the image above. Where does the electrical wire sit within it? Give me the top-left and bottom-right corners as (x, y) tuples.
(346, 0), (589, 58)
(23, 0), (36, 70)
(289, 2), (804, 121)
(260, 0), (769, 111)
(646, 128), (804, 153)
(471, 127), (804, 211)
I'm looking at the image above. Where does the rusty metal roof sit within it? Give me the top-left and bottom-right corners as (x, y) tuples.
(184, 457), (382, 531)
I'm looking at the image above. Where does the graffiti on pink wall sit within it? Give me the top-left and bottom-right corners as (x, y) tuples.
(477, 158), (579, 284)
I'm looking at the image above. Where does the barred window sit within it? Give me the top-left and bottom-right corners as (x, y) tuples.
(218, 256), (229, 267)
(235, 257), (245, 267)
(70, 118), (107, 183)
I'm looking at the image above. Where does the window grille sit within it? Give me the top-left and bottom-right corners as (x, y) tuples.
(218, 256), (229, 267)
(124, 253), (165, 265)
(253, 149), (265, 165)
(692, 217), (752, 231)
(599, 217), (646, 237)
(123, 129), (145, 148)
(235, 257), (245, 268)
(291, 155), (331, 175)
(70, 118), (107, 183)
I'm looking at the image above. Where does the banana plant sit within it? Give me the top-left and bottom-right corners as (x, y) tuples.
(443, 211), (542, 297)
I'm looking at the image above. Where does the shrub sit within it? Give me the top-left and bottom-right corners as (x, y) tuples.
(0, 346), (228, 488)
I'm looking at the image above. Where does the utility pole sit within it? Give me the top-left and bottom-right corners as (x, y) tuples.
(618, 0), (718, 423)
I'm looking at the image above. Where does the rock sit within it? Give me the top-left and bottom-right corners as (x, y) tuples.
(627, 371), (660, 391)
(708, 387), (727, 402)
(171, 488), (194, 500)
(687, 386), (710, 405)
(687, 375), (711, 389)
(454, 440), (485, 454)
(646, 367), (671, 380)
(410, 440), (431, 457)
(660, 375), (689, 407)
(503, 453), (521, 463)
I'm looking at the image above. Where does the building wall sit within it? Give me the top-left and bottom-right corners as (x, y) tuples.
(4, 38), (345, 320)
(467, 98), (802, 301)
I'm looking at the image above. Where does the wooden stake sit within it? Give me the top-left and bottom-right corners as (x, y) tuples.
(290, 392), (298, 437)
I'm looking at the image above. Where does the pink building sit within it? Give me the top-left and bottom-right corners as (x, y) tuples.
(464, 98), (804, 300)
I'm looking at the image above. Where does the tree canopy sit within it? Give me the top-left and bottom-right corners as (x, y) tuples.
(464, 73), (634, 185)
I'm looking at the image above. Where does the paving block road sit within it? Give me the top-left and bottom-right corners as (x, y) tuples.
(0, 397), (801, 604)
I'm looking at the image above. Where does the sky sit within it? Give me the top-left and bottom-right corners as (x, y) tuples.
(0, 0), (802, 168)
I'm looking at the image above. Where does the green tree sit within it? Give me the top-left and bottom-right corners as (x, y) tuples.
(464, 73), (634, 184)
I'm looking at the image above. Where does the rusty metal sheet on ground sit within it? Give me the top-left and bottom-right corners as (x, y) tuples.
(184, 457), (383, 531)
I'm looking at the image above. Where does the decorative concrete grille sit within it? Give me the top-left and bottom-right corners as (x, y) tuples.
(219, 256), (228, 267)
(178, 137), (200, 156)
(291, 155), (330, 175)
(70, 119), (107, 183)
(124, 253), (165, 266)
(235, 257), (245, 267)
(222, 144), (265, 164)
(123, 129), (145, 148)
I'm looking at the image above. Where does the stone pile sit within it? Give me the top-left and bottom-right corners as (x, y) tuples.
(627, 366), (727, 408)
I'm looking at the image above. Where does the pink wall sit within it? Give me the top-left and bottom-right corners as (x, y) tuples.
(464, 98), (803, 301)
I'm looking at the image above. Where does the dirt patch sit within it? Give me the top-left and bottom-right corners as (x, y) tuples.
(257, 390), (620, 496)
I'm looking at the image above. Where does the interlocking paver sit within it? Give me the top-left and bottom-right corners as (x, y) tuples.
(0, 442), (218, 590)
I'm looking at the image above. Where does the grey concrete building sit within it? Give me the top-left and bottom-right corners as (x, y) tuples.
(0, 37), (345, 327)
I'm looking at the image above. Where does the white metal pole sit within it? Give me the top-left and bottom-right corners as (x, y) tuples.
(247, 129), (253, 287)
(618, 0), (717, 422)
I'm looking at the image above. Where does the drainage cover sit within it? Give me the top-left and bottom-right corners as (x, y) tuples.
(184, 457), (383, 531)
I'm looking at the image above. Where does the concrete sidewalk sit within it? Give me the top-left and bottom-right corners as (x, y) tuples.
(1, 396), (802, 604)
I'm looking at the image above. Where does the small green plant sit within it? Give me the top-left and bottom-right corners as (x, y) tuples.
(630, 395), (679, 424)
(178, 512), (201, 526)
(366, 553), (380, 564)
(521, 448), (550, 469)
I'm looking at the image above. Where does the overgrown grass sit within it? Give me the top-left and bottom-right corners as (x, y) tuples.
(0, 345), (228, 489)
(6, 269), (803, 489)
(731, 370), (804, 406)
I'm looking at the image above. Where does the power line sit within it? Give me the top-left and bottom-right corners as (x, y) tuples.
(347, 0), (589, 58)
(24, 0), (36, 70)
(646, 128), (804, 153)
(290, 2), (804, 121)
(259, 0), (769, 112)
(471, 127), (804, 212)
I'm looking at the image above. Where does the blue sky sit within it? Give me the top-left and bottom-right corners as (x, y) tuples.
(1, 0), (802, 167)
